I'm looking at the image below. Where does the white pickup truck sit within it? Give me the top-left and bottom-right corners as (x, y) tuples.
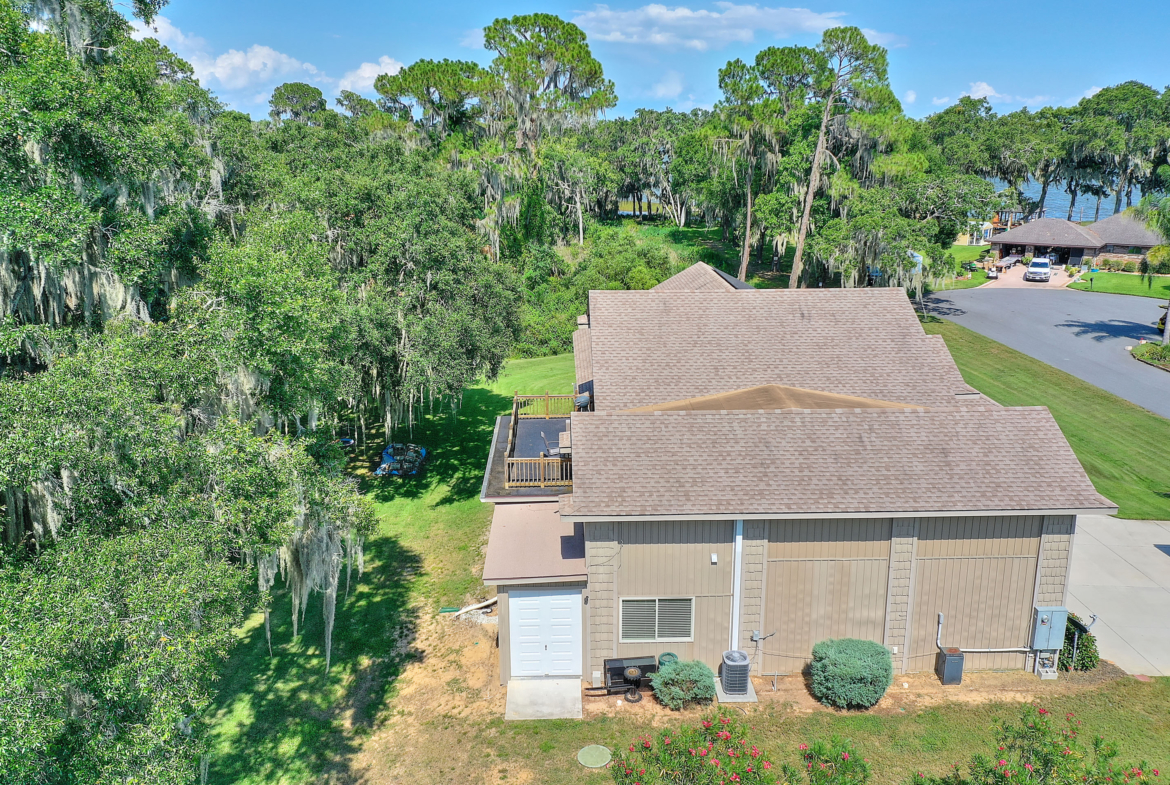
(1024, 258), (1053, 282)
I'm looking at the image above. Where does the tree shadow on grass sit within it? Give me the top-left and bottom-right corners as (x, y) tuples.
(363, 387), (512, 508)
(206, 534), (422, 785)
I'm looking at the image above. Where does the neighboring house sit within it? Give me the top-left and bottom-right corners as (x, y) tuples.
(991, 214), (1166, 264)
(479, 262), (1115, 692)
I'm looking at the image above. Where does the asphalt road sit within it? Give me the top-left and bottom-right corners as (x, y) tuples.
(928, 287), (1170, 419)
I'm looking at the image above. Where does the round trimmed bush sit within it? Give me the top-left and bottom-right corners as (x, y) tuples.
(809, 638), (892, 709)
(649, 659), (716, 710)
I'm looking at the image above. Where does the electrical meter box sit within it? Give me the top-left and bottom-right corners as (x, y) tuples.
(1031, 607), (1069, 650)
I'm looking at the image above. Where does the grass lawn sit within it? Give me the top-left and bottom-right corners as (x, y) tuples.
(946, 244), (990, 263)
(1069, 271), (1170, 299)
(208, 336), (1170, 783)
(924, 319), (1170, 519)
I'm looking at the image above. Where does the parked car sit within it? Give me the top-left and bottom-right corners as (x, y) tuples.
(1024, 259), (1053, 282)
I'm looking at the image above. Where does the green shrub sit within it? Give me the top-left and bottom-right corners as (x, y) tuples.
(611, 711), (796, 785)
(803, 738), (871, 785)
(914, 705), (1161, 785)
(1122, 261), (1138, 273)
(650, 659), (716, 710)
(809, 639), (892, 709)
(1059, 612), (1100, 671)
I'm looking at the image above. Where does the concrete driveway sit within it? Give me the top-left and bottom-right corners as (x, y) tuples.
(1067, 515), (1170, 676)
(928, 287), (1170, 418)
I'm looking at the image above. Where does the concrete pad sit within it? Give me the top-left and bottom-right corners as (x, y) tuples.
(715, 677), (758, 704)
(505, 678), (583, 720)
(1068, 516), (1170, 677)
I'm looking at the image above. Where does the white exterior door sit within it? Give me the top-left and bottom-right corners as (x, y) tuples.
(509, 588), (582, 677)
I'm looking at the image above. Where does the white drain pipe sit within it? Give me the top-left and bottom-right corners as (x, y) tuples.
(936, 612), (1030, 653)
(730, 520), (744, 651)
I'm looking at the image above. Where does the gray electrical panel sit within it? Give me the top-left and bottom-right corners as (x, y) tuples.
(1031, 607), (1069, 650)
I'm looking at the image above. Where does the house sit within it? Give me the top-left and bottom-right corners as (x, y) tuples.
(479, 263), (1115, 695)
(990, 213), (1166, 265)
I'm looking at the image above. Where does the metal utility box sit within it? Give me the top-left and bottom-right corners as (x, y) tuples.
(936, 648), (964, 685)
(1031, 607), (1069, 650)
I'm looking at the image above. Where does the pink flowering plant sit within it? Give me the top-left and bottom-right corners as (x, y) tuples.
(610, 710), (800, 785)
(803, 738), (871, 785)
(913, 705), (1162, 785)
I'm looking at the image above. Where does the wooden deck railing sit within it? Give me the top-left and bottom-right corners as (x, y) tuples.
(505, 456), (573, 488)
(515, 392), (577, 419)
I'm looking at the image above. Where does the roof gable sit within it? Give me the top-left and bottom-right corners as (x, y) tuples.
(621, 384), (924, 412)
(652, 262), (755, 291)
(1087, 211), (1166, 248)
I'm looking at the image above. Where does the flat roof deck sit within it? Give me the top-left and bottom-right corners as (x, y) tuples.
(482, 501), (585, 585)
(480, 415), (573, 501)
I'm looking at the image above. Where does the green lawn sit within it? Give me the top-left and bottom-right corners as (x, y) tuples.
(1069, 271), (1170, 299)
(946, 244), (990, 263)
(207, 335), (1170, 783)
(924, 318), (1170, 519)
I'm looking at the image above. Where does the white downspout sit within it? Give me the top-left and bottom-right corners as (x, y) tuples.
(730, 519), (744, 651)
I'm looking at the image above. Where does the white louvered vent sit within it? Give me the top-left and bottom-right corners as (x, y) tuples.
(656, 598), (693, 640)
(620, 599), (657, 641)
(620, 598), (694, 642)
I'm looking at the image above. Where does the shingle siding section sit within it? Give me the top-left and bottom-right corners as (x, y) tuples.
(1036, 516), (1076, 606)
(885, 519), (918, 674)
(740, 521), (767, 671)
(585, 522), (617, 676)
(562, 409), (1112, 518)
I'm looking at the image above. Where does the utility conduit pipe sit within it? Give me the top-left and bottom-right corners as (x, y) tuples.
(936, 612), (1031, 654)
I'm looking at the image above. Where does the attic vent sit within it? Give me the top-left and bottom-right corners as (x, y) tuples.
(620, 597), (694, 642)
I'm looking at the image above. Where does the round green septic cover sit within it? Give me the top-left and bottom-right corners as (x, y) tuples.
(578, 745), (612, 768)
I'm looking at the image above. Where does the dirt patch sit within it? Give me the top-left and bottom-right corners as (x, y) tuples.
(348, 608), (508, 784)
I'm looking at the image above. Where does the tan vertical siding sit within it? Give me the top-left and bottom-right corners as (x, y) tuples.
(613, 520), (735, 669)
(907, 516), (1042, 672)
(885, 519), (918, 674)
(1036, 516), (1075, 606)
(740, 521), (768, 671)
(760, 519), (891, 674)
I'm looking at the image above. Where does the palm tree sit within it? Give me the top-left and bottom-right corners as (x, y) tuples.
(1134, 195), (1170, 345)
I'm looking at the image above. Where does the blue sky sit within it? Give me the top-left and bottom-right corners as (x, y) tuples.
(134, 0), (1170, 120)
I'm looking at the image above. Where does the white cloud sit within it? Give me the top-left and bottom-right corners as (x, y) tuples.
(903, 89), (916, 105)
(1082, 86), (1102, 99)
(460, 28), (485, 49)
(962, 81), (1008, 102)
(931, 96), (951, 106)
(1015, 94), (1052, 106)
(861, 28), (908, 48)
(132, 16), (324, 92)
(339, 56), (404, 93)
(572, 2), (849, 51)
(652, 70), (685, 99)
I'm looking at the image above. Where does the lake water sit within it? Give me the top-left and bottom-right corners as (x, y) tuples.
(991, 179), (1142, 223)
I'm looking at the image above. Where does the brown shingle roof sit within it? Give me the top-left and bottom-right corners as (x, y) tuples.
(572, 326), (592, 389)
(652, 262), (755, 291)
(1087, 211), (1166, 249)
(991, 218), (1103, 248)
(561, 408), (1114, 518)
(621, 384), (923, 412)
(586, 288), (981, 410)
